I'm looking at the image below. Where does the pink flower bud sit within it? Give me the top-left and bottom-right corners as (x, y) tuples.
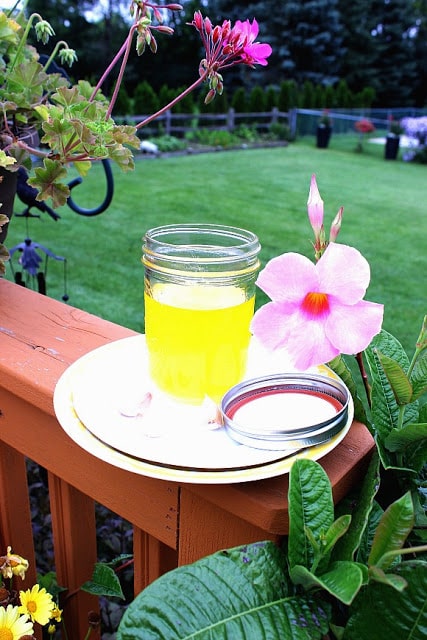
(204, 88), (216, 104)
(204, 17), (212, 35)
(307, 174), (324, 236)
(213, 25), (221, 43)
(153, 7), (163, 23)
(149, 33), (158, 53)
(193, 11), (203, 31)
(329, 206), (344, 243)
(156, 26), (174, 35)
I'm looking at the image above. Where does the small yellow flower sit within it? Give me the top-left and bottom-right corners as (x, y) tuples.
(50, 606), (62, 623)
(0, 604), (34, 639)
(0, 547), (29, 581)
(47, 623), (57, 635)
(18, 585), (54, 626)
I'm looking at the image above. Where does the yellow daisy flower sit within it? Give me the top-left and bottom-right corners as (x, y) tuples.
(0, 604), (34, 639)
(18, 584), (54, 626)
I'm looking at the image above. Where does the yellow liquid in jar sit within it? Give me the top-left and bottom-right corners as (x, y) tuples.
(144, 283), (255, 404)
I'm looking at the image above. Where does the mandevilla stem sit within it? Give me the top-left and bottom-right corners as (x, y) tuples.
(356, 351), (372, 408)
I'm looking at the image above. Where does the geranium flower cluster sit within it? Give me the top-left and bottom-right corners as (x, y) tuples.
(0, 546), (62, 639)
(189, 12), (272, 104)
(0, 1), (272, 208)
(251, 175), (384, 370)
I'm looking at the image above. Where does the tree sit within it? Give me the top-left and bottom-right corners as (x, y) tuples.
(369, 0), (418, 105)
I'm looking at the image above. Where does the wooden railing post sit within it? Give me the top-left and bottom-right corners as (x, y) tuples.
(227, 107), (235, 132)
(49, 475), (101, 640)
(0, 440), (42, 639)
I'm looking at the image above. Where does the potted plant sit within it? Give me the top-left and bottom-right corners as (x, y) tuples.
(354, 118), (375, 152)
(316, 109), (332, 148)
(385, 116), (403, 160)
(0, 2), (272, 246)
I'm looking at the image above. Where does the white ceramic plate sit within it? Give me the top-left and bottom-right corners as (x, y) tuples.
(53, 335), (354, 484)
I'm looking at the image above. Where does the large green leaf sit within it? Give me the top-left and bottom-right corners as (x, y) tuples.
(333, 450), (381, 562)
(368, 492), (414, 569)
(117, 542), (331, 640)
(288, 460), (334, 573)
(365, 332), (418, 468)
(290, 561), (367, 605)
(376, 352), (413, 405)
(385, 423), (427, 471)
(343, 560), (427, 640)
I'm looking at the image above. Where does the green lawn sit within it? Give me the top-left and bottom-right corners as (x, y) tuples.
(5, 134), (426, 354)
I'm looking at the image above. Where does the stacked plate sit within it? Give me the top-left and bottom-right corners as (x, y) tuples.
(53, 335), (353, 484)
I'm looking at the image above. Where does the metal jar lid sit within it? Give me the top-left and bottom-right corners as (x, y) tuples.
(220, 372), (350, 451)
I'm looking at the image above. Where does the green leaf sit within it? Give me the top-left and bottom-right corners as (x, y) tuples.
(80, 562), (125, 599)
(37, 571), (67, 598)
(327, 355), (368, 425)
(376, 351), (413, 405)
(344, 561), (427, 640)
(368, 565), (408, 591)
(368, 492), (414, 569)
(385, 423), (427, 472)
(290, 561), (367, 605)
(28, 159), (70, 207)
(415, 316), (427, 351)
(321, 515), (352, 557)
(117, 542), (331, 640)
(365, 332), (418, 468)
(333, 450), (381, 562)
(288, 460), (334, 573)
(410, 349), (427, 401)
(385, 423), (427, 451)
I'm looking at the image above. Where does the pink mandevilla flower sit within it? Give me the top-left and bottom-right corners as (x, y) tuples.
(251, 243), (384, 370)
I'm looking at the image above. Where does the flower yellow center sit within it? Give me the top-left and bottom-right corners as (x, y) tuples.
(27, 600), (37, 613)
(301, 291), (329, 316)
(0, 629), (13, 640)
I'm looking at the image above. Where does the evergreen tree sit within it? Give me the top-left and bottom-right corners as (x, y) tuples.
(369, 0), (418, 105)
(133, 81), (160, 115)
(248, 86), (267, 112)
(339, 0), (418, 106)
(278, 80), (299, 111)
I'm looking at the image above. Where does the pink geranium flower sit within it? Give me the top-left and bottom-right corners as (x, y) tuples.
(230, 19), (272, 66)
(251, 243), (384, 370)
(190, 12), (272, 101)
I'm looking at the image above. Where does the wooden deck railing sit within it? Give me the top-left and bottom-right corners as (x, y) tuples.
(0, 280), (375, 639)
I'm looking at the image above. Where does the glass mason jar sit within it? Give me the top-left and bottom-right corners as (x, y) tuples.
(142, 224), (261, 404)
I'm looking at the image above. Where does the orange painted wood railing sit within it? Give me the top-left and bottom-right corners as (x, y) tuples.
(0, 280), (375, 639)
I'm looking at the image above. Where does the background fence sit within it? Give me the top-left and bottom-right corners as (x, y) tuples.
(120, 107), (427, 141)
